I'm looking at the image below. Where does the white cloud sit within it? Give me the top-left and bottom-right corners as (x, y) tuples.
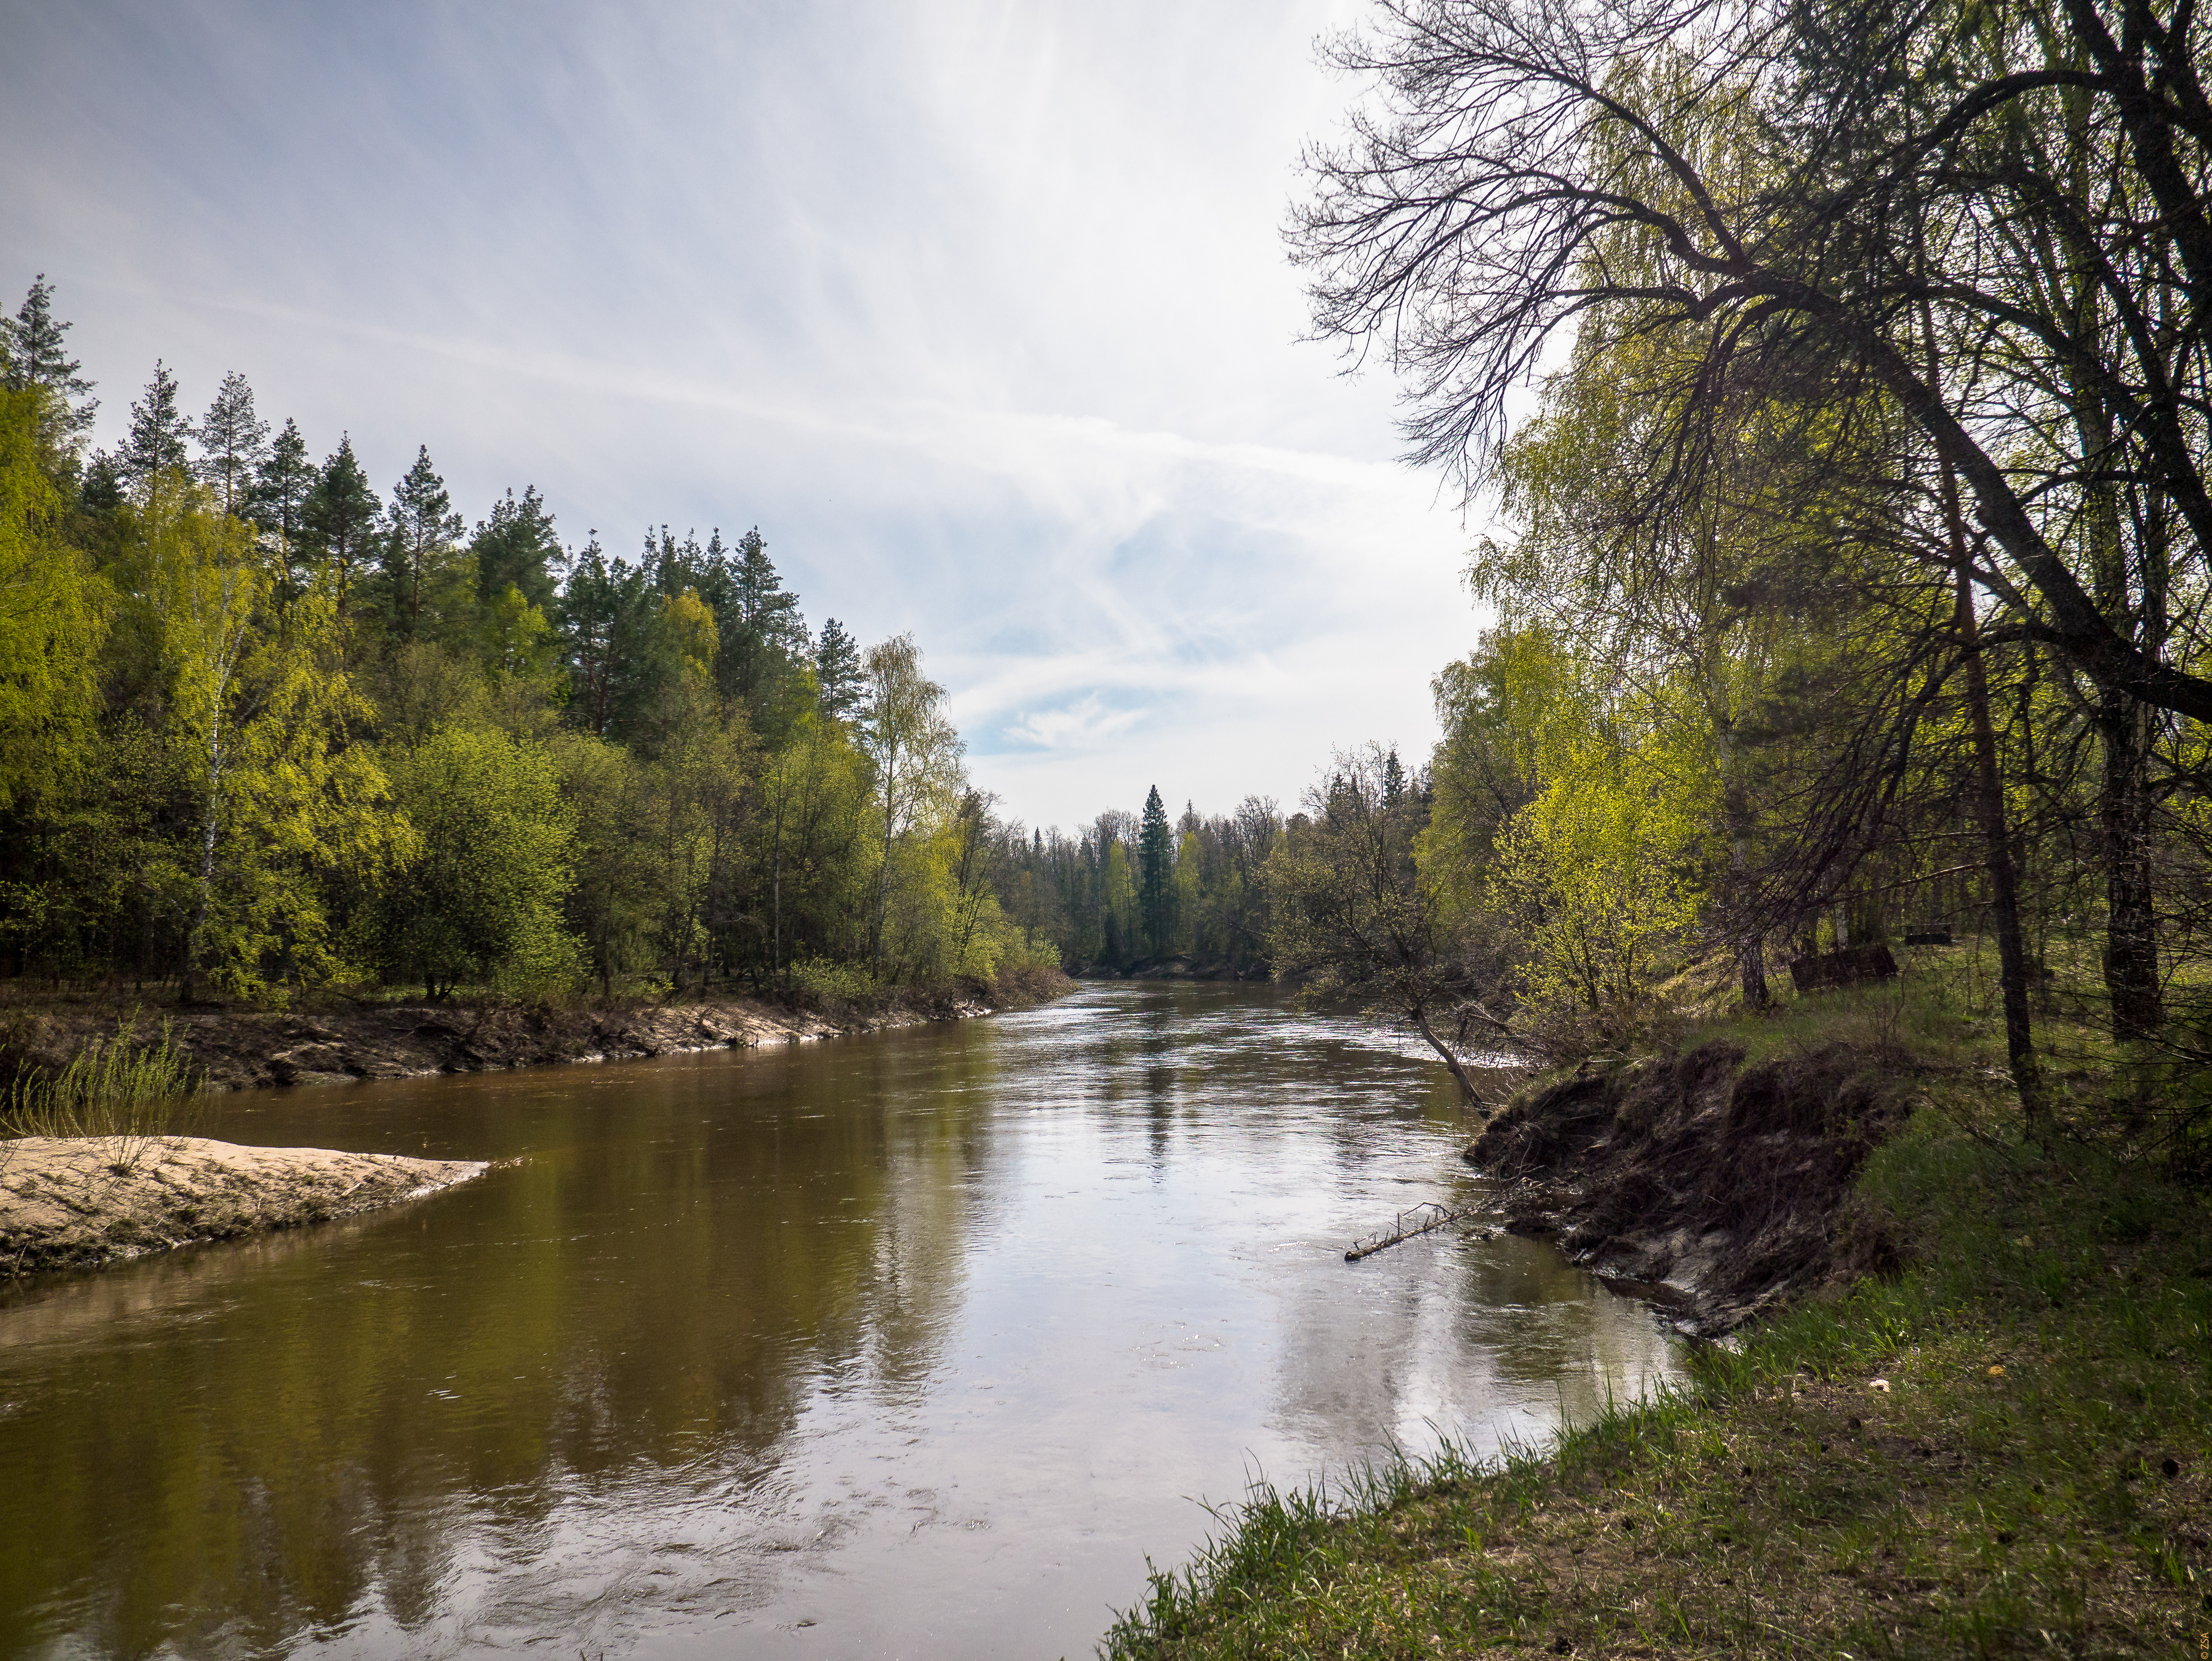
(0, 0), (1505, 829)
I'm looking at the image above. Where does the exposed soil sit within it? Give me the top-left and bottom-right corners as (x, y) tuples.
(0, 975), (1065, 1096)
(1465, 1041), (1913, 1335)
(0, 1136), (485, 1277)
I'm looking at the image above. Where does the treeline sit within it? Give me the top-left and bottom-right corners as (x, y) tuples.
(0, 277), (1055, 1005)
(993, 787), (1286, 973)
(1256, 0), (2212, 1153)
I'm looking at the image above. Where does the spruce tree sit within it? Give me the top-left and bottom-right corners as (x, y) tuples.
(814, 617), (865, 720)
(303, 435), (381, 623)
(0, 274), (97, 444)
(1138, 784), (1174, 958)
(196, 371), (268, 517)
(120, 360), (193, 510)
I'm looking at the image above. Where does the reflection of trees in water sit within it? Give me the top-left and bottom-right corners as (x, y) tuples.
(0, 1037), (1002, 1658)
(1272, 1236), (1678, 1466)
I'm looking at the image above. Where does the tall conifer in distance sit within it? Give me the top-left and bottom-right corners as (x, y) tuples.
(196, 371), (268, 518)
(815, 618), (865, 721)
(250, 418), (315, 589)
(717, 527), (808, 725)
(470, 485), (560, 611)
(303, 434), (381, 625)
(120, 360), (193, 512)
(1139, 784), (1174, 958)
(380, 445), (466, 641)
(0, 274), (97, 447)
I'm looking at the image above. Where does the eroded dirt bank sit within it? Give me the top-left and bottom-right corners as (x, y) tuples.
(1465, 1040), (1911, 1335)
(0, 1136), (486, 1277)
(2, 977), (1061, 1095)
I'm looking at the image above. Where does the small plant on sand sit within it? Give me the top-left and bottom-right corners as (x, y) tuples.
(1, 1019), (206, 1173)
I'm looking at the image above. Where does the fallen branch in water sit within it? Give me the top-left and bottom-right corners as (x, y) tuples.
(1344, 1201), (1468, 1262)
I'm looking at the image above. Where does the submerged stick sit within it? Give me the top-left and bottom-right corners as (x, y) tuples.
(1345, 1201), (1467, 1262)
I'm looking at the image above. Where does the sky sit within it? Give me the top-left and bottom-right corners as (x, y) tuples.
(0, 0), (1502, 831)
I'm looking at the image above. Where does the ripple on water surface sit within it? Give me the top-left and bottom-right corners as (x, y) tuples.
(0, 981), (1679, 1660)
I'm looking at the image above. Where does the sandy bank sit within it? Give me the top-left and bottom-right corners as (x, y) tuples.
(0, 1136), (486, 1278)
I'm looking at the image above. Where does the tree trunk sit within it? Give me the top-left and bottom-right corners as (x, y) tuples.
(179, 732), (224, 1006)
(2098, 695), (2164, 1040)
(1955, 550), (2046, 1137)
(1922, 287), (2044, 1135)
(1411, 1005), (1485, 1108)
(1717, 717), (1769, 1008)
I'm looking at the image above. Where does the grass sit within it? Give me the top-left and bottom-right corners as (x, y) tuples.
(1098, 980), (2212, 1660)
(1, 1017), (205, 1173)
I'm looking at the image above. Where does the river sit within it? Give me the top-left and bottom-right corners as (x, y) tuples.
(0, 982), (1680, 1660)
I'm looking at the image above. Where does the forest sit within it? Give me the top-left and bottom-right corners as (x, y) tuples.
(8, 0), (2212, 1174)
(0, 279), (1059, 1007)
(1057, 0), (2212, 1165)
(1241, 0), (2212, 1157)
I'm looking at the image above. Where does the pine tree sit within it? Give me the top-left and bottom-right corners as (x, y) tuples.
(815, 617), (865, 720)
(196, 371), (268, 518)
(1139, 784), (1174, 958)
(0, 275), (97, 444)
(250, 418), (315, 584)
(379, 444), (466, 641)
(718, 527), (808, 715)
(470, 485), (560, 611)
(119, 360), (194, 510)
(79, 451), (124, 512)
(303, 435), (381, 623)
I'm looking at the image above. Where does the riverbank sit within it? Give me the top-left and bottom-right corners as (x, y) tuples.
(0, 966), (1073, 1094)
(1102, 984), (2212, 1659)
(0, 1136), (486, 1278)
(1072, 955), (1268, 981)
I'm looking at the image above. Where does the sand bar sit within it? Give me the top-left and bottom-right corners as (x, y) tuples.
(0, 1135), (486, 1278)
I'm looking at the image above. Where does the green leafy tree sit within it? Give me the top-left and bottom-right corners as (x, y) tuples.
(859, 633), (963, 974)
(0, 386), (109, 809)
(1485, 695), (1704, 1020)
(370, 726), (579, 998)
(481, 583), (560, 687)
(550, 730), (657, 1000)
(645, 667), (758, 993)
(1268, 744), (1499, 1098)
(137, 495), (404, 1000)
(556, 538), (685, 743)
(754, 713), (873, 985)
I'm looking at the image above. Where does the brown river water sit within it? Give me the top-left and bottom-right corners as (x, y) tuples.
(0, 982), (1679, 1659)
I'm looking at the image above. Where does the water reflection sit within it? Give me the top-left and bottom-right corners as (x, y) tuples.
(0, 984), (1677, 1660)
